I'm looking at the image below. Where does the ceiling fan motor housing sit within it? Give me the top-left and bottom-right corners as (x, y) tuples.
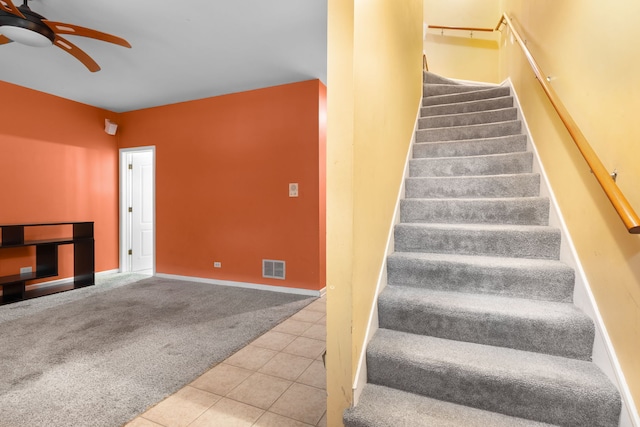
(0, 0), (131, 71)
(0, 6), (55, 45)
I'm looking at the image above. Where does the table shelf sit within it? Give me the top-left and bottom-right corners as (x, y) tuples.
(0, 222), (94, 305)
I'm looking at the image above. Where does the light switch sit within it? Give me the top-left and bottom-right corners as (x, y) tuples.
(289, 183), (299, 197)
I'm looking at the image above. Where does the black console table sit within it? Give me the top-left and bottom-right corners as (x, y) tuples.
(0, 222), (94, 305)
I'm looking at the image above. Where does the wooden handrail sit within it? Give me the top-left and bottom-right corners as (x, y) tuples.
(423, 54), (428, 71)
(428, 24), (494, 33)
(496, 13), (640, 234)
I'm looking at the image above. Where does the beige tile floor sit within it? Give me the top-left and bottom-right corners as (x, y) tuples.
(125, 296), (327, 427)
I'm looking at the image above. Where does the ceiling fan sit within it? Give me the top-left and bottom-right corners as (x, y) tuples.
(0, 0), (130, 72)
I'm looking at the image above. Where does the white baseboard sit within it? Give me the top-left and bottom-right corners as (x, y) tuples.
(508, 78), (639, 427)
(22, 269), (121, 292)
(12, 270), (324, 301)
(154, 273), (323, 297)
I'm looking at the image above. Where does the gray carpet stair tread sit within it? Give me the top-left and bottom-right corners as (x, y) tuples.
(424, 84), (497, 96)
(405, 173), (541, 198)
(378, 286), (594, 359)
(423, 86), (511, 106)
(343, 384), (557, 427)
(368, 329), (621, 427)
(400, 197), (550, 225)
(419, 107), (518, 129)
(386, 252), (575, 302)
(349, 73), (621, 427)
(413, 134), (527, 158)
(409, 152), (533, 177)
(417, 120), (522, 142)
(394, 222), (561, 259)
(423, 71), (462, 85)
(421, 96), (514, 117)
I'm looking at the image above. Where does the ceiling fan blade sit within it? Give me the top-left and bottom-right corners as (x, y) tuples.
(53, 35), (100, 72)
(0, 34), (12, 44)
(44, 21), (131, 48)
(0, 0), (25, 18)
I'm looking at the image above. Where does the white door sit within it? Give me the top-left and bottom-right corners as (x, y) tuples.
(129, 151), (154, 273)
(120, 148), (155, 274)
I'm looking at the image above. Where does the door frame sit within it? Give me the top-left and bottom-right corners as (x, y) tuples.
(119, 146), (156, 274)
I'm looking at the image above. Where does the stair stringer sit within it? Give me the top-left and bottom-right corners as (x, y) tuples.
(506, 77), (639, 427)
(351, 97), (422, 406)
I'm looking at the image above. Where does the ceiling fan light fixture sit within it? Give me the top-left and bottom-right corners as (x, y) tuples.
(0, 25), (52, 46)
(0, 0), (130, 71)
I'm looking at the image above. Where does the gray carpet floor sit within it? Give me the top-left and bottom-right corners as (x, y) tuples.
(0, 273), (314, 427)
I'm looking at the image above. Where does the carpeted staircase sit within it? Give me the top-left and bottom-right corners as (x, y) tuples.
(343, 72), (622, 427)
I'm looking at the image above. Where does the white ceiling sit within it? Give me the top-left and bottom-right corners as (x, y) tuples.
(0, 0), (327, 112)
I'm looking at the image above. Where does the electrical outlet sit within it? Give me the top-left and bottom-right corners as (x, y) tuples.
(20, 266), (32, 275)
(213, 262), (221, 268)
(289, 183), (299, 197)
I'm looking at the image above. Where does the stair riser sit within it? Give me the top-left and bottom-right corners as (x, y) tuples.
(419, 108), (518, 129)
(424, 72), (459, 84)
(344, 384), (557, 427)
(394, 225), (561, 259)
(424, 84), (492, 96)
(417, 121), (522, 143)
(423, 87), (511, 106)
(367, 351), (619, 427)
(413, 135), (527, 158)
(421, 97), (514, 117)
(400, 198), (549, 226)
(405, 174), (541, 199)
(378, 292), (594, 360)
(386, 255), (575, 302)
(409, 152), (533, 177)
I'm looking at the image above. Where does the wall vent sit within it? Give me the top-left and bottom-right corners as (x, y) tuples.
(263, 259), (285, 280)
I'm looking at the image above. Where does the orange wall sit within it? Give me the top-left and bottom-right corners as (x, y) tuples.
(0, 82), (119, 279)
(119, 80), (326, 291)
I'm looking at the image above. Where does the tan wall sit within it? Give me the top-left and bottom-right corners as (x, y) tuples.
(326, 0), (423, 425)
(499, 0), (640, 411)
(326, 1), (355, 425)
(424, 0), (501, 83)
